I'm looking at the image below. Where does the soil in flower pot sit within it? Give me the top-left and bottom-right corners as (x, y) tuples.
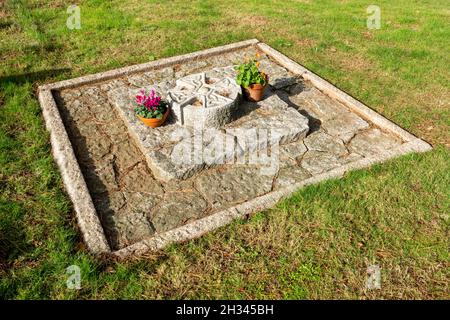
(137, 106), (170, 128)
(243, 75), (269, 102)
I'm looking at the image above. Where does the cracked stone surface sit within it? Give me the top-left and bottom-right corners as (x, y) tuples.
(274, 166), (311, 190)
(109, 209), (155, 247)
(150, 191), (208, 233)
(196, 165), (274, 211)
(226, 95), (309, 151)
(279, 140), (307, 168)
(301, 151), (342, 175)
(304, 130), (347, 156)
(54, 45), (406, 250)
(259, 59), (298, 89)
(349, 128), (403, 157)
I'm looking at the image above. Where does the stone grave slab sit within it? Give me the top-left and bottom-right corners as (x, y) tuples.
(38, 40), (431, 257)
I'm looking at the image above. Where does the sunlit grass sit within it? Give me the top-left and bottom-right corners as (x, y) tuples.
(0, 0), (449, 299)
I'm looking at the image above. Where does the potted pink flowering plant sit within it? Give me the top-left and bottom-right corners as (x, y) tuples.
(134, 89), (170, 128)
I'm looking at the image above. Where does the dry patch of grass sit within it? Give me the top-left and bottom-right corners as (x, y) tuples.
(336, 53), (374, 72)
(392, 85), (450, 146)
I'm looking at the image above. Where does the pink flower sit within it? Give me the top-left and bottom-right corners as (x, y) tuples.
(135, 96), (143, 105)
(144, 98), (152, 110)
(135, 90), (146, 105)
(135, 88), (163, 111)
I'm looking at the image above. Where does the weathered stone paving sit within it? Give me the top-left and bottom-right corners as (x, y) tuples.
(54, 46), (407, 250)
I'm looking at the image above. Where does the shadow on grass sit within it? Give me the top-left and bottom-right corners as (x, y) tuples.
(0, 68), (71, 86)
(0, 200), (32, 269)
(0, 21), (13, 29)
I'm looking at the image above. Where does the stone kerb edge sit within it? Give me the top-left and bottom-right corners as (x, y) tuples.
(38, 39), (260, 92)
(38, 89), (111, 255)
(38, 40), (433, 258)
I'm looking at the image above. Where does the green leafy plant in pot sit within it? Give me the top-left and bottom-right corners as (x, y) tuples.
(235, 54), (268, 102)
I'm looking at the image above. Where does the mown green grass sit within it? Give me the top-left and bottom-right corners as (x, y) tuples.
(0, 0), (449, 299)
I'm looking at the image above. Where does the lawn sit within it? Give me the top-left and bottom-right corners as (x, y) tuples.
(0, 0), (449, 299)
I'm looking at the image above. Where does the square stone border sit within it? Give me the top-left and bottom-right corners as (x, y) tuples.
(37, 39), (432, 258)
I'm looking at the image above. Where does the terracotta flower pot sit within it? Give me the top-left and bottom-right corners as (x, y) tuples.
(243, 75), (269, 102)
(137, 106), (170, 128)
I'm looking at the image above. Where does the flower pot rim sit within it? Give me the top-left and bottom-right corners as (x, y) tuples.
(136, 106), (170, 121)
(136, 106), (170, 128)
(244, 74), (269, 90)
(247, 83), (266, 90)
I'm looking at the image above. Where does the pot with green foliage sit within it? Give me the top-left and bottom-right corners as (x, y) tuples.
(134, 89), (170, 128)
(235, 56), (268, 102)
